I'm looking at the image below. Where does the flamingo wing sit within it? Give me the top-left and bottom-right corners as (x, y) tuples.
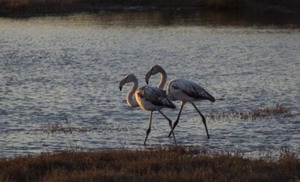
(137, 86), (176, 109)
(172, 79), (215, 102)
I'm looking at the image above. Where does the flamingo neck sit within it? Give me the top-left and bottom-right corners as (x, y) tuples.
(158, 68), (167, 90)
(127, 79), (139, 108)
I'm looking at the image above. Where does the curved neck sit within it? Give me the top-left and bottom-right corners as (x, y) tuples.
(127, 78), (139, 108)
(158, 68), (167, 90)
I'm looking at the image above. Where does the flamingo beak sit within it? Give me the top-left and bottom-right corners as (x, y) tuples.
(119, 78), (126, 91)
(145, 72), (151, 85)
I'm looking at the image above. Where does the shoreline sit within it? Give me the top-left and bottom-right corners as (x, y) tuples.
(0, 0), (299, 18)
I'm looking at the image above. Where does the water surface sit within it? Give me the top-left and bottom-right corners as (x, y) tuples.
(0, 12), (300, 158)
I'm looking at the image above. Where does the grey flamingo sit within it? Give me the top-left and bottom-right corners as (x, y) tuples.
(145, 65), (215, 139)
(119, 73), (176, 145)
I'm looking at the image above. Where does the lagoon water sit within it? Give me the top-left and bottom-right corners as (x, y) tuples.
(0, 11), (300, 158)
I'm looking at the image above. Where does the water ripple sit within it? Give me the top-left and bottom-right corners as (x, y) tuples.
(0, 16), (300, 158)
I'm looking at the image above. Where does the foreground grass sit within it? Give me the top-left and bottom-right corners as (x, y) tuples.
(0, 147), (299, 182)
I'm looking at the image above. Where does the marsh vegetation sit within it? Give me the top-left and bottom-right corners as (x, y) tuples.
(0, 147), (299, 182)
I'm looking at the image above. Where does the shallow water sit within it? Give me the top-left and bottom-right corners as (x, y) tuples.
(0, 12), (300, 158)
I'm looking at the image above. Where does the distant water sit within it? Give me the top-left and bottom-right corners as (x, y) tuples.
(0, 12), (300, 158)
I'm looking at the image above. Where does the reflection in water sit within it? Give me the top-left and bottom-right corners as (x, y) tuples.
(3, 9), (300, 27)
(66, 10), (299, 27)
(99, 10), (300, 27)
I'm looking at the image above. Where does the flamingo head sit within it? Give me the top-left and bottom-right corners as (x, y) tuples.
(119, 74), (137, 91)
(145, 65), (163, 84)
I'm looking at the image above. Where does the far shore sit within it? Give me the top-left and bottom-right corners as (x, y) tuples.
(0, 0), (299, 18)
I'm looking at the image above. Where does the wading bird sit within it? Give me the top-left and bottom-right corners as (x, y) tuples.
(119, 73), (176, 145)
(145, 65), (215, 139)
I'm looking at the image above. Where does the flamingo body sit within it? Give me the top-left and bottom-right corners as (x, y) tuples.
(135, 86), (175, 111)
(168, 78), (215, 103)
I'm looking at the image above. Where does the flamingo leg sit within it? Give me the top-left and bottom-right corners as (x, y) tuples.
(158, 110), (177, 146)
(168, 102), (185, 137)
(144, 111), (153, 145)
(191, 102), (210, 139)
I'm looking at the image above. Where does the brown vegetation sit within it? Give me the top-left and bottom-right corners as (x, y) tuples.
(0, 147), (299, 182)
(208, 103), (291, 121)
(42, 114), (88, 135)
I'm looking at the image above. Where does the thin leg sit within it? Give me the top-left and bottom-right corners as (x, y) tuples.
(158, 110), (177, 146)
(158, 110), (172, 128)
(168, 102), (186, 137)
(191, 102), (210, 139)
(144, 111), (153, 145)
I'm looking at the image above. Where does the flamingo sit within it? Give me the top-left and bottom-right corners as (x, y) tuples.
(119, 73), (177, 145)
(145, 65), (215, 139)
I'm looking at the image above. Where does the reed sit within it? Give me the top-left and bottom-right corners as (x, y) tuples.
(0, 147), (299, 182)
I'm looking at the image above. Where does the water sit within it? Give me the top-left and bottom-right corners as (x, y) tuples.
(0, 11), (300, 158)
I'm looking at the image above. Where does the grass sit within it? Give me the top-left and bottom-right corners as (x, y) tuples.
(208, 103), (292, 121)
(42, 114), (88, 135)
(0, 147), (299, 182)
(41, 104), (291, 135)
(0, 105), (297, 181)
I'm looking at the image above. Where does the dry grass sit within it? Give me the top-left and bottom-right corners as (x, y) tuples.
(208, 103), (291, 121)
(248, 103), (291, 119)
(42, 115), (88, 135)
(42, 122), (88, 134)
(0, 147), (299, 182)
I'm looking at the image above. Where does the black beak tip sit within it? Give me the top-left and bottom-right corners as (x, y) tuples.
(119, 86), (122, 91)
